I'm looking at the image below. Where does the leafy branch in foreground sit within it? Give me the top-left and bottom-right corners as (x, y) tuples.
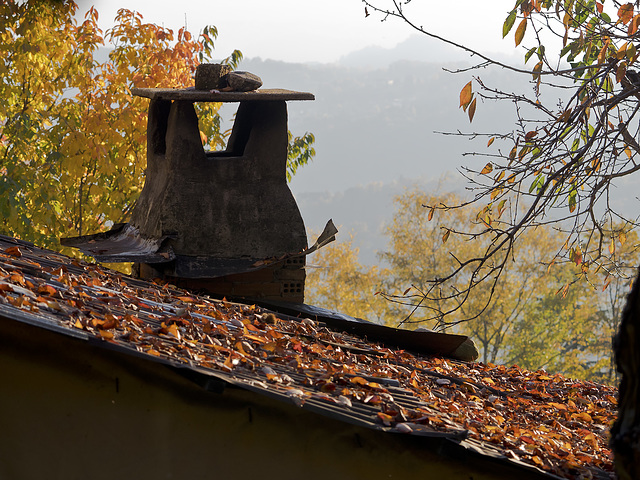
(364, 0), (640, 327)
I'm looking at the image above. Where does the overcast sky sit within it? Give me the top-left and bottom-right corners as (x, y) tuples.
(77, 0), (516, 63)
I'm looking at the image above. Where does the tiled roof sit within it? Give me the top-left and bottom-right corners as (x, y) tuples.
(0, 235), (616, 479)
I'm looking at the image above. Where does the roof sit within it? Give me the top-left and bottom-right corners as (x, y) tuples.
(0, 234), (616, 479)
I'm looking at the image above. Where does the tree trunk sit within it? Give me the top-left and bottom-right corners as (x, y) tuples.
(611, 268), (640, 480)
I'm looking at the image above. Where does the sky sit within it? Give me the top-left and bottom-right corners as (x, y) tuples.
(77, 0), (516, 64)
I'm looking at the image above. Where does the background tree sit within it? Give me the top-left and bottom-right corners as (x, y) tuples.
(0, 0), (314, 251)
(307, 187), (626, 383)
(305, 234), (390, 322)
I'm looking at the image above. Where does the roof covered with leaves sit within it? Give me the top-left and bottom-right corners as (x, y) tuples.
(0, 235), (616, 479)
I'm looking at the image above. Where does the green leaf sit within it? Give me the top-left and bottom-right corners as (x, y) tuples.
(503, 10), (517, 38)
(568, 188), (577, 212)
(525, 46), (537, 63)
(537, 45), (546, 60)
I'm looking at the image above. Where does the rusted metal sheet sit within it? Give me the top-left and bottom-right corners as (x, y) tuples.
(249, 300), (469, 358)
(60, 223), (175, 264)
(61, 220), (337, 280)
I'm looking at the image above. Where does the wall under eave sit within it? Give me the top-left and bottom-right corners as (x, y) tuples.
(0, 318), (550, 480)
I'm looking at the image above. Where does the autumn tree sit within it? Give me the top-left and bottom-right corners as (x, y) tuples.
(379, 188), (626, 378)
(0, 0), (314, 251)
(307, 188), (624, 381)
(305, 234), (390, 322)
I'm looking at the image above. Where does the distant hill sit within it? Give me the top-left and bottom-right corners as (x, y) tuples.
(233, 54), (524, 263)
(296, 173), (466, 266)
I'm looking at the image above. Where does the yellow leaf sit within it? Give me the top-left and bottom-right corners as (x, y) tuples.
(515, 18), (527, 46)
(442, 228), (450, 244)
(99, 330), (114, 340)
(620, 231), (627, 245)
(532, 60), (543, 80)
(459, 81), (472, 108)
(609, 240), (615, 255)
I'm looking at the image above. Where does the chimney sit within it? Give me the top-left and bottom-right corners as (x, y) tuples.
(62, 71), (332, 304)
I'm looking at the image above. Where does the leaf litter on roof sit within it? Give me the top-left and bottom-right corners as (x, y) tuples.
(0, 240), (616, 479)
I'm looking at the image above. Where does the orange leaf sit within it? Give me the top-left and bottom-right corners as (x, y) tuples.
(487, 137), (495, 147)
(459, 81), (472, 108)
(38, 284), (57, 296)
(428, 207), (434, 221)
(442, 228), (451, 244)
(4, 246), (22, 258)
(532, 60), (543, 80)
(245, 333), (267, 344)
(617, 63), (628, 83)
(618, 3), (634, 24)
(480, 163), (494, 175)
(377, 412), (394, 426)
(167, 323), (180, 339)
(351, 376), (370, 387)
(515, 18), (527, 46)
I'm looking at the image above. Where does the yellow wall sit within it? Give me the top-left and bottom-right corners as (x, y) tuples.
(0, 318), (546, 480)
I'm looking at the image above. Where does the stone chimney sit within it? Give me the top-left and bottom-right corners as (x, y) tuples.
(62, 71), (327, 304)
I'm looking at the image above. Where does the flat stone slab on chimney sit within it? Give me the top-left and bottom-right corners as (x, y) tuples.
(131, 87), (315, 103)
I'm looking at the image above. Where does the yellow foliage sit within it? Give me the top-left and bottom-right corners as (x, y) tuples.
(305, 234), (391, 323)
(0, 1), (232, 251)
(306, 187), (636, 383)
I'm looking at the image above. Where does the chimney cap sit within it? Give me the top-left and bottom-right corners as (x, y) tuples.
(131, 87), (314, 103)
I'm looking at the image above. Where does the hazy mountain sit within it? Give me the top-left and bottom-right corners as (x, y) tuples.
(233, 53), (524, 263)
(336, 34), (521, 68)
(234, 52), (640, 265)
(296, 173), (466, 266)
